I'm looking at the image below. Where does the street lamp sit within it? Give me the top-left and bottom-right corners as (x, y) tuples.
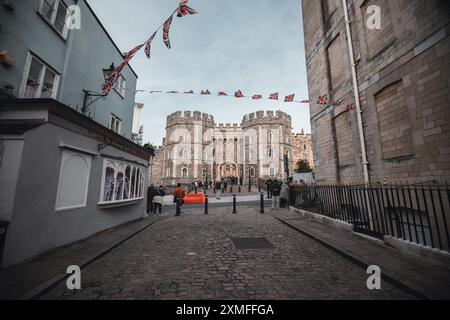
(81, 63), (115, 115)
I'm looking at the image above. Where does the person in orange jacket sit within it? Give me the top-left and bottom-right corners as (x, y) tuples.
(173, 183), (186, 216)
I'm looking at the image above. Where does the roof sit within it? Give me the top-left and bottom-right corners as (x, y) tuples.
(0, 98), (152, 161)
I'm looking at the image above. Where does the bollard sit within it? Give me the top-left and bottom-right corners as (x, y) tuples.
(260, 192), (264, 214)
(233, 194), (237, 214)
(259, 186), (261, 192)
(230, 186), (233, 194)
(205, 195), (209, 215)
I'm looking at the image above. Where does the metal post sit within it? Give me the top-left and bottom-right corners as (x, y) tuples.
(260, 192), (264, 214)
(239, 186), (241, 193)
(233, 195), (237, 214)
(205, 195), (208, 215)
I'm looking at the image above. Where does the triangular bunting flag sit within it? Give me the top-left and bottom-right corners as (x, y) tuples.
(269, 93), (279, 100)
(145, 31), (158, 59)
(252, 95), (262, 100)
(163, 15), (174, 49)
(285, 94), (295, 102)
(235, 90), (244, 98)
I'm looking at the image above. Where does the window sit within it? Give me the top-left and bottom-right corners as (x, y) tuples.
(113, 75), (126, 97)
(270, 168), (275, 177)
(182, 168), (188, 178)
(38, 0), (69, 38)
(268, 149), (273, 158)
(100, 159), (145, 205)
(21, 54), (59, 99)
(110, 114), (122, 134)
(55, 150), (91, 211)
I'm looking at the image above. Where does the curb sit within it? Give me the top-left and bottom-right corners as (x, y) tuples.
(271, 214), (429, 300)
(20, 217), (165, 300)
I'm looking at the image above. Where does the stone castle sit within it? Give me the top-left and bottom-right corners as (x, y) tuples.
(149, 110), (313, 186)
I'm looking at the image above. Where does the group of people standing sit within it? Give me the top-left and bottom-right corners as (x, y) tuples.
(266, 179), (294, 209)
(147, 183), (186, 216)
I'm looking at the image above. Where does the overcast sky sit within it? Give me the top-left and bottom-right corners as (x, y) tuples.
(87, 0), (310, 146)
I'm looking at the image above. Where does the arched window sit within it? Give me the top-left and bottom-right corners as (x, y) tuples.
(250, 167), (255, 177)
(166, 167), (171, 178)
(135, 168), (140, 198)
(115, 165), (125, 201)
(203, 149), (208, 161)
(268, 149), (273, 158)
(103, 164), (115, 202)
(182, 168), (188, 178)
(123, 166), (131, 200)
(55, 150), (92, 211)
(130, 167), (136, 198)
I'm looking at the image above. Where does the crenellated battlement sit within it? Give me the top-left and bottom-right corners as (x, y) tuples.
(216, 123), (240, 129)
(166, 110), (215, 127)
(241, 110), (292, 127)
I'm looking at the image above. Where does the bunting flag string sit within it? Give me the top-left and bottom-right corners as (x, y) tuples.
(101, 0), (198, 94)
(120, 87), (355, 109)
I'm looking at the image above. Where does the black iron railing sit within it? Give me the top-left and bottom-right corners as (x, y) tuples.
(292, 182), (450, 252)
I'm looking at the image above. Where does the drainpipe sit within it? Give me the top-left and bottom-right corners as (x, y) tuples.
(342, 0), (374, 230)
(341, 0), (370, 186)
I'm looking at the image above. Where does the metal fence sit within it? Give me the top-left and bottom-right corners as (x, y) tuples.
(292, 182), (450, 253)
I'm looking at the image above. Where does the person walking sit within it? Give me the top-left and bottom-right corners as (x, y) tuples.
(173, 183), (186, 216)
(280, 181), (289, 208)
(215, 180), (223, 199)
(266, 179), (273, 199)
(271, 179), (281, 209)
(152, 185), (166, 214)
(146, 184), (156, 214)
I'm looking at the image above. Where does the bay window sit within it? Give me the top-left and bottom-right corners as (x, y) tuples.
(100, 159), (145, 205)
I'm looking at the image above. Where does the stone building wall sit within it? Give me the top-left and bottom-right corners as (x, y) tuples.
(302, 0), (450, 183)
(292, 130), (314, 171)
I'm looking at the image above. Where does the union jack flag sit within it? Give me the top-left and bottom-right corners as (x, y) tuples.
(252, 95), (262, 100)
(201, 90), (211, 95)
(102, 43), (144, 93)
(317, 95), (328, 105)
(163, 15), (174, 49)
(145, 31), (157, 59)
(218, 91), (228, 96)
(269, 93), (279, 100)
(346, 103), (355, 111)
(285, 94), (295, 102)
(332, 98), (345, 107)
(235, 90), (244, 98)
(177, 0), (198, 17)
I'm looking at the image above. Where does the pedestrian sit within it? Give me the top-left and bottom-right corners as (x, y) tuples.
(146, 184), (156, 214)
(266, 179), (273, 199)
(215, 180), (222, 199)
(280, 181), (289, 208)
(271, 179), (281, 209)
(173, 183), (186, 216)
(223, 180), (228, 193)
(152, 185), (166, 214)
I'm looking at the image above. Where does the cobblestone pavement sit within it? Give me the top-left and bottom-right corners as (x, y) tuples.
(42, 207), (415, 300)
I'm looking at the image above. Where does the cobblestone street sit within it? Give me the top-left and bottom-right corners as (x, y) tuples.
(42, 207), (415, 300)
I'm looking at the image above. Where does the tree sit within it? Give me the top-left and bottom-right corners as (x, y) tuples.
(143, 143), (156, 156)
(295, 160), (313, 173)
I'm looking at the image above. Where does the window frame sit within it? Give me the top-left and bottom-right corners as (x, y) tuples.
(20, 52), (60, 99)
(113, 74), (126, 98)
(37, 0), (69, 39)
(109, 114), (122, 134)
(99, 159), (145, 205)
